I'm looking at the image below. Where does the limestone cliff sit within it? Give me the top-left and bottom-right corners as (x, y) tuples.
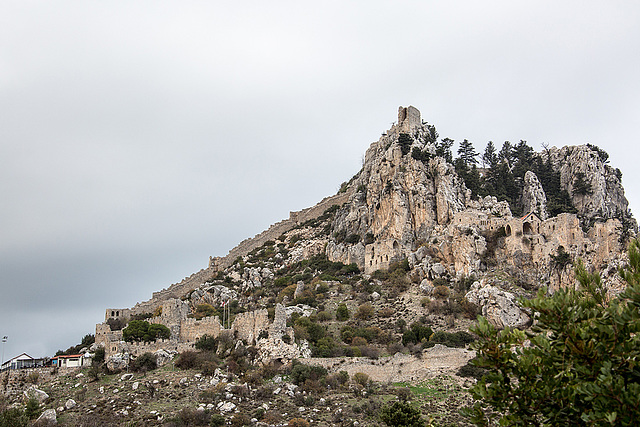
(327, 107), (469, 273)
(547, 144), (630, 221)
(521, 171), (547, 221)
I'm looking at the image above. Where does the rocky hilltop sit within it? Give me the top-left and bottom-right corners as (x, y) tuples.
(90, 105), (636, 365)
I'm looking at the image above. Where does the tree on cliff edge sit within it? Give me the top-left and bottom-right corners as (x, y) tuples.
(465, 240), (640, 426)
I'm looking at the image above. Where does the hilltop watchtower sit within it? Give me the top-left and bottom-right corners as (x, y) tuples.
(398, 106), (421, 133)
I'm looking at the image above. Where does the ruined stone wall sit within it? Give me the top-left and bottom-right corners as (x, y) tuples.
(364, 239), (403, 274)
(124, 188), (349, 319)
(95, 323), (123, 350)
(105, 308), (131, 322)
(232, 309), (269, 345)
(1, 367), (58, 395)
(123, 339), (196, 358)
(179, 316), (223, 342)
(215, 192), (350, 270)
(269, 304), (288, 337)
(397, 105), (421, 134)
(130, 268), (214, 316)
(307, 345), (474, 383)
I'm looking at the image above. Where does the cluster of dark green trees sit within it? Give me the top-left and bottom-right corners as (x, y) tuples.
(452, 139), (577, 217)
(122, 320), (170, 342)
(405, 132), (620, 218)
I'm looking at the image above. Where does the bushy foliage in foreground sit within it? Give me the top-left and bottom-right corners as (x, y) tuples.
(379, 401), (425, 427)
(466, 240), (640, 425)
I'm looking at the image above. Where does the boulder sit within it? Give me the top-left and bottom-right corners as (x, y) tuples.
(217, 401), (236, 413)
(465, 281), (530, 329)
(106, 353), (129, 371)
(36, 409), (57, 424)
(430, 263), (446, 278)
(65, 399), (76, 410)
(419, 279), (434, 295)
(23, 386), (48, 403)
(153, 349), (174, 367)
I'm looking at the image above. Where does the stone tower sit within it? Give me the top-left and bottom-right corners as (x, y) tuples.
(397, 106), (421, 133)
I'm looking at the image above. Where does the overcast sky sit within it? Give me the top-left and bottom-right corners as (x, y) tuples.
(1, 1), (639, 359)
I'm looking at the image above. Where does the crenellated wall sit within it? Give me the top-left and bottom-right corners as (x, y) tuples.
(179, 316), (223, 342)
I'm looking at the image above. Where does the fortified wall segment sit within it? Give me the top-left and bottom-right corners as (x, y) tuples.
(98, 301), (288, 360)
(130, 267), (215, 316)
(212, 192), (351, 270)
(130, 193), (350, 316)
(105, 308), (131, 322)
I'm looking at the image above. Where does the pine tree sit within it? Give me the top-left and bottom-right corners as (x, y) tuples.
(498, 141), (513, 166)
(436, 138), (454, 163)
(482, 141), (497, 169)
(457, 139), (478, 166)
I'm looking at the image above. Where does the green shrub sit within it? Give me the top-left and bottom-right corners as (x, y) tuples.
(379, 401), (425, 427)
(171, 407), (210, 426)
(290, 361), (327, 385)
(174, 351), (199, 370)
(345, 234), (361, 244)
(316, 310), (332, 322)
(336, 303), (350, 321)
(313, 337), (337, 357)
(195, 334), (218, 351)
(428, 330), (474, 348)
(130, 352), (157, 373)
(24, 398), (40, 420)
(398, 133), (413, 156)
(457, 358), (487, 380)
(0, 408), (28, 427)
(92, 346), (105, 364)
(466, 247), (640, 425)
(355, 303), (374, 320)
(209, 414), (225, 427)
(353, 372), (370, 387)
(190, 304), (219, 320)
(402, 322), (433, 346)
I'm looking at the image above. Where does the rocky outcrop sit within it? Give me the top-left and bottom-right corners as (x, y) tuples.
(521, 171), (548, 220)
(255, 337), (312, 365)
(328, 109), (469, 273)
(548, 145), (630, 221)
(24, 385), (49, 403)
(465, 281), (531, 329)
(36, 409), (57, 424)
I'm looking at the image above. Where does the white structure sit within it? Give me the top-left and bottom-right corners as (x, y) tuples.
(1, 353), (47, 371)
(51, 353), (92, 368)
